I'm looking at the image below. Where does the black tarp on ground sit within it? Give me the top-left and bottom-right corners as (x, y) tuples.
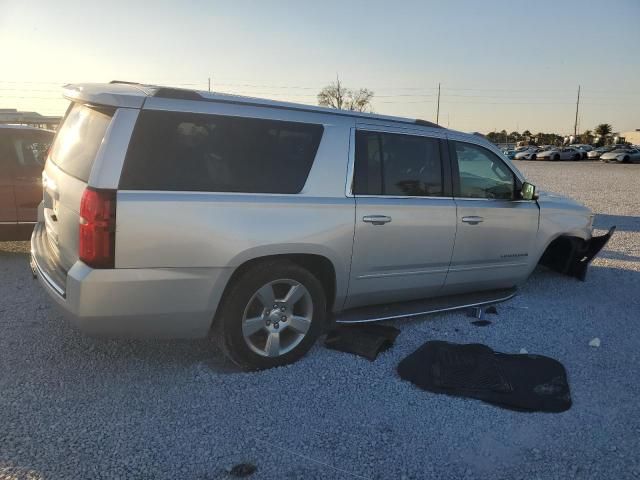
(325, 324), (400, 361)
(397, 341), (571, 412)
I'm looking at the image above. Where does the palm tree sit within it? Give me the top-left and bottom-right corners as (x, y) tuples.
(594, 124), (612, 137)
(581, 130), (593, 144)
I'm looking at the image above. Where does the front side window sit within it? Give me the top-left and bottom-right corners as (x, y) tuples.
(353, 130), (443, 196)
(452, 141), (515, 200)
(120, 111), (323, 193)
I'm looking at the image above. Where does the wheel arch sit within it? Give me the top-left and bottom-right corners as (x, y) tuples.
(210, 248), (345, 328)
(536, 234), (586, 275)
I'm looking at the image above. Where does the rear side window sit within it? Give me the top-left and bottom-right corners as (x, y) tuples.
(49, 103), (114, 182)
(353, 130), (443, 196)
(120, 111), (324, 193)
(14, 131), (53, 168)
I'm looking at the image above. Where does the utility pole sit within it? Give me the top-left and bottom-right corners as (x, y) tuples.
(208, 77), (211, 92)
(573, 85), (580, 137)
(436, 83), (441, 125)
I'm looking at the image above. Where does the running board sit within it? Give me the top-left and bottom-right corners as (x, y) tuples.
(334, 288), (517, 324)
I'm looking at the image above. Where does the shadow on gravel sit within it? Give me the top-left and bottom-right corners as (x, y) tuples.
(57, 333), (241, 374)
(594, 213), (640, 232)
(598, 250), (640, 263)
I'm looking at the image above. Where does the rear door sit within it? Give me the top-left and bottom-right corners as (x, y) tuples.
(445, 139), (539, 293)
(43, 103), (115, 270)
(346, 127), (457, 309)
(0, 131), (17, 224)
(12, 129), (53, 222)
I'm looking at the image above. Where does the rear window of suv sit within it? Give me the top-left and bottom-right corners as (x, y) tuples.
(120, 110), (324, 194)
(49, 103), (115, 182)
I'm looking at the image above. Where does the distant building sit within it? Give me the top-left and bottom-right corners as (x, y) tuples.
(0, 108), (62, 130)
(620, 129), (640, 145)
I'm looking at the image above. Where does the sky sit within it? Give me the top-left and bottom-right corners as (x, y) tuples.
(1, 0), (639, 135)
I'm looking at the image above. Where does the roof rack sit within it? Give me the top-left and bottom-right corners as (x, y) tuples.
(109, 80), (142, 85)
(153, 88), (203, 101)
(415, 119), (441, 128)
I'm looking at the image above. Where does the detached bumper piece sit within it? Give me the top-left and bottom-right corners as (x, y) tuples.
(541, 226), (615, 281)
(325, 324), (400, 361)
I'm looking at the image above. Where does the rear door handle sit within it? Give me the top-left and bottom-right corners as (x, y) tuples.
(462, 216), (484, 225)
(362, 215), (392, 225)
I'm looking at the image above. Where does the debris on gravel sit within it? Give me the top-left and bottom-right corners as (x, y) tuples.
(589, 337), (601, 348)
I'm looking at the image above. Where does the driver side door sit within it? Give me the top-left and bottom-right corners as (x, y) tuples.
(443, 139), (539, 294)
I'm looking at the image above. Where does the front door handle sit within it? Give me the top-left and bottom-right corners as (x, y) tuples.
(462, 216), (484, 225)
(363, 215), (392, 225)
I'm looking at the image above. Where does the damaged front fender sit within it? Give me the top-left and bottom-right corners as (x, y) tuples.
(540, 226), (616, 281)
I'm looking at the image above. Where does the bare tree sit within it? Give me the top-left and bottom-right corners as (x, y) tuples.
(317, 76), (374, 112)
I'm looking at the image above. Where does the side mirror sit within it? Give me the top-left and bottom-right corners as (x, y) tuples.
(521, 182), (538, 201)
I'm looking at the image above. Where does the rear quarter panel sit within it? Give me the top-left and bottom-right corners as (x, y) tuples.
(114, 104), (355, 310)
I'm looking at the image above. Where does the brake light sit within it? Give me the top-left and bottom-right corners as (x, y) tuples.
(79, 188), (116, 268)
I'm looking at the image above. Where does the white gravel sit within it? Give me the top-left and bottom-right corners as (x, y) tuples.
(1, 161), (639, 479)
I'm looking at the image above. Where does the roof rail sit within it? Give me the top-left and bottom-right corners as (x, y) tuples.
(153, 88), (203, 101)
(109, 80), (142, 85)
(415, 119), (441, 128)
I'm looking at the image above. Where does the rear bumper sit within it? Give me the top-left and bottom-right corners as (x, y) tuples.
(31, 222), (231, 338)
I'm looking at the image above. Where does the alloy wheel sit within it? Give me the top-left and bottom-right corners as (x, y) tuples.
(241, 279), (313, 357)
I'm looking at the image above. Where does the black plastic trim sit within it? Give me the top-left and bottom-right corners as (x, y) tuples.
(153, 88), (203, 101)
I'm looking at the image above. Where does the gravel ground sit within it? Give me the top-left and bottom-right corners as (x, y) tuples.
(1, 161), (639, 480)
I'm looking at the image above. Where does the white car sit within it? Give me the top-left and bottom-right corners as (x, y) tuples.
(587, 146), (614, 159)
(600, 148), (640, 163)
(537, 147), (583, 161)
(572, 145), (592, 159)
(513, 148), (540, 160)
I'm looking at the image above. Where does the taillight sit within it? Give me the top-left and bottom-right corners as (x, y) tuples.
(79, 188), (116, 268)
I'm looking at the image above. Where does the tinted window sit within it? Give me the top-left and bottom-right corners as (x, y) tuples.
(452, 141), (515, 200)
(0, 133), (18, 174)
(49, 103), (114, 182)
(120, 111), (323, 193)
(353, 131), (443, 196)
(14, 131), (53, 168)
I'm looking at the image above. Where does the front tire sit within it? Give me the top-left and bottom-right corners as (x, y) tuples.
(554, 154), (560, 161)
(573, 154), (580, 161)
(214, 260), (327, 370)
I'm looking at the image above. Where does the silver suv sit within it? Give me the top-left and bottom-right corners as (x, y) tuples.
(31, 82), (614, 369)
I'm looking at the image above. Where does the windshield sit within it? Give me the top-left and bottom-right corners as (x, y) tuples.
(49, 103), (115, 182)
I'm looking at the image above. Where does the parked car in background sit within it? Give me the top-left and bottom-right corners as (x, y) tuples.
(0, 125), (54, 240)
(537, 147), (582, 161)
(502, 149), (517, 159)
(587, 146), (614, 159)
(572, 145), (592, 159)
(30, 82), (613, 369)
(514, 147), (540, 160)
(600, 148), (640, 163)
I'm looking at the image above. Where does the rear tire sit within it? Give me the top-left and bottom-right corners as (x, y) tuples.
(214, 260), (327, 370)
(531, 154), (536, 160)
(618, 156), (629, 164)
(554, 154), (560, 161)
(573, 154), (580, 161)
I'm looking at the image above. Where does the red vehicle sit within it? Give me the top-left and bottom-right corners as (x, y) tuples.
(0, 125), (53, 240)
